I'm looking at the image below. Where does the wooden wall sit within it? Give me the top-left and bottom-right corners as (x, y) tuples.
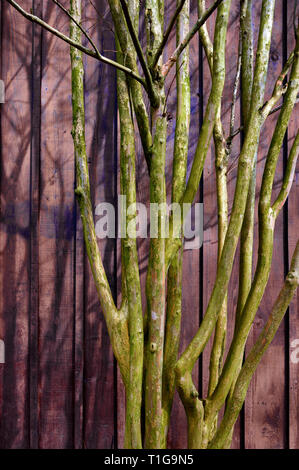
(0, 0), (298, 449)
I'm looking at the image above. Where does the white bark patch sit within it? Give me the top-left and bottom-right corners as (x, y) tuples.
(0, 339), (4, 363)
(151, 311), (158, 320)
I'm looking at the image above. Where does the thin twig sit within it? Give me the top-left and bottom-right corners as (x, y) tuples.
(119, 0), (159, 107)
(260, 51), (295, 118)
(162, 0), (224, 77)
(294, 0), (299, 41)
(227, 97), (299, 146)
(87, 0), (114, 33)
(52, 0), (101, 55)
(6, 0), (146, 87)
(162, 61), (184, 116)
(151, 0), (187, 69)
(268, 97), (299, 116)
(226, 32), (242, 156)
(272, 131), (299, 215)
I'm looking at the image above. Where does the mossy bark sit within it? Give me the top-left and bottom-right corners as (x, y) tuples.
(116, 26), (144, 447)
(10, 0), (299, 450)
(210, 239), (299, 448)
(69, 0), (130, 387)
(162, 0), (191, 447)
(143, 0), (168, 449)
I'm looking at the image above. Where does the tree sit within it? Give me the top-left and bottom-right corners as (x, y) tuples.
(6, 0), (299, 449)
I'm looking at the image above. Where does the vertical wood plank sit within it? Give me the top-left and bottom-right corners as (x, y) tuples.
(0, 0), (32, 448)
(73, 166), (84, 449)
(167, 0), (200, 449)
(201, 0), (242, 448)
(225, 2), (243, 449)
(202, 0), (218, 404)
(82, 0), (116, 449)
(29, 0), (42, 449)
(116, 107), (125, 449)
(245, 0), (286, 449)
(38, 0), (75, 448)
(0, 0), (4, 443)
(0, 0), (296, 450)
(125, 0), (151, 450)
(287, 0), (299, 451)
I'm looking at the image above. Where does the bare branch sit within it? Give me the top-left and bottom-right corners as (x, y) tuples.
(272, 132), (299, 215)
(175, 0), (276, 416)
(260, 50), (295, 119)
(226, 33), (242, 156)
(52, 0), (101, 56)
(227, 98), (299, 146)
(202, 33), (299, 437)
(6, 0), (147, 87)
(209, 239), (299, 449)
(161, 0), (224, 77)
(108, 0), (153, 171)
(87, 0), (114, 33)
(151, 0), (187, 69)
(69, 0), (129, 387)
(119, 0), (159, 107)
(294, 0), (299, 41)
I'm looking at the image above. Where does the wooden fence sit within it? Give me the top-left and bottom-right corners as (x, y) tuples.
(0, 0), (298, 448)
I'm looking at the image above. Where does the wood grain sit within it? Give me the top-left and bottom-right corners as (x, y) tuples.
(287, 0), (299, 450)
(0, 0), (297, 449)
(38, 0), (75, 448)
(82, 0), (117, 449)
(0, 0), (32, 448)
(245, 0), (286, 449)
(162, 0), (201, 449)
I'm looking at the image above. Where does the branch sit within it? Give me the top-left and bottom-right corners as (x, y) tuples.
(224, 5), (255, 446)
(209, 239), (299, 449)
(108, 0), (153, 171)
(272, 131), (299, 215)
(162, 0), (190, 447)
(196, 1), (229, 429)
(260, 50), (295, 119)
(198, 0), (214, 69)
(119, 0), (159, 108)
(226, 29), (242, 156)
(161, 0), (224, 77)
(175, 0), (276, 425)
(259, 32), (299, 210)
(116, 34), (143, 448)
(6, 0), (146, 87)
(202, 33), (299, 436)
(174, 1), (232, 449)
(293, 0), (299, 41)
(151, 0), (187, 69)
(227, 97), (299, 145)
(52, 0), (101, 55)
(194, 5), (229, 414)
(144, 0), (167, 448)
(166, 0), (231, 268)
(234, 0), (255, 327)
(69, 0), (129, 387)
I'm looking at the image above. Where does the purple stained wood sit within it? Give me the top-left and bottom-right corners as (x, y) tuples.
(82, 0), (117, 449)
(0, 0), (297, 449)
(287, 0), (299, 450)
(245, 0), (287, 449)
(37, 0), (75, 449)
(29, 0), (42, 449)
(0, 0), (32, 448)
(201, 0), (242, 449)
(167, 0), (200, 449)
